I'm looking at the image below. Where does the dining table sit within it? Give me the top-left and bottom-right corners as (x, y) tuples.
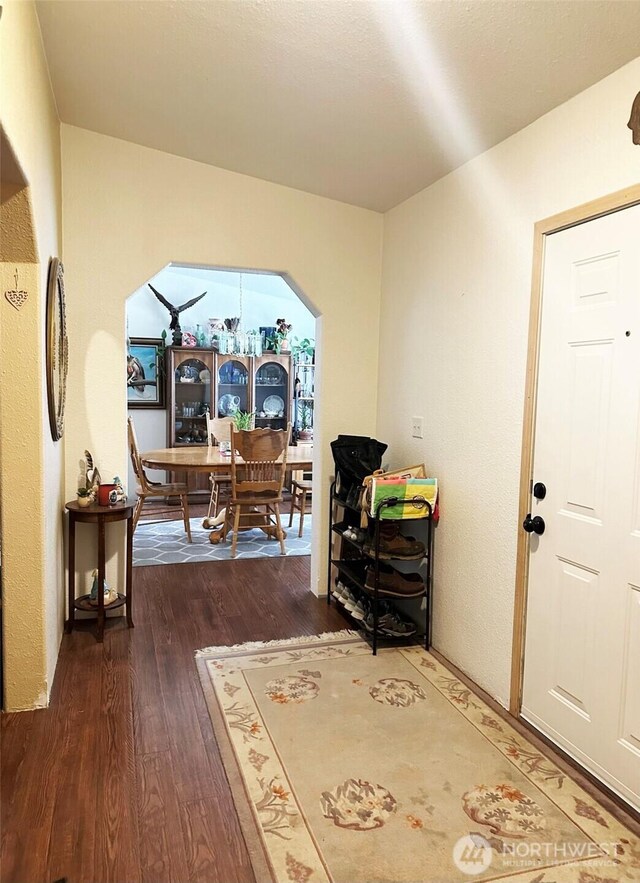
(141, 445), (313, 474)
(140, 445), (313, 544)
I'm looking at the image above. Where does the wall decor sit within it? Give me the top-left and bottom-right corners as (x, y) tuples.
(46, 257), (68, 441)
(127, 337), (166, 408)
(4, 269), (28, 310)
(148, 283), (206, 345)
(628, 90), (640, 145)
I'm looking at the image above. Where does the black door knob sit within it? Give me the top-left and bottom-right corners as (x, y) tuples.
(523, 514), (545, 535)
(533, 482), (546, 500)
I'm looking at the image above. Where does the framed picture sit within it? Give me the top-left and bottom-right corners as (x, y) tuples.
(127, 337), (165, 408)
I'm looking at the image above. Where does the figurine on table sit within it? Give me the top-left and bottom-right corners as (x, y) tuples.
(89, 569), (119, 607)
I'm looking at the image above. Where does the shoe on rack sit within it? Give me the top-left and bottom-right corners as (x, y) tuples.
(342, 588), (358, 612)
(377, 611), (417, 637)
(362, 611), (374, 633)
(351, 597), (369, 621)
(364, 523), (425, 560)
(361, 607), (416, 637)
(365, 562), (425, 597)
(334, 580), (349, 601)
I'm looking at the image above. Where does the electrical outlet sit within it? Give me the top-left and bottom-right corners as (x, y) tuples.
(411, 416), (423, 438)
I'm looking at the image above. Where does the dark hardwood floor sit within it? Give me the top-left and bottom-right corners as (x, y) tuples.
(3, 551), (638, 882)
(1, 557), (346, 883)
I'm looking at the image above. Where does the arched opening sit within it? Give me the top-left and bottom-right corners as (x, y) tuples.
(124, 262), (320, 574)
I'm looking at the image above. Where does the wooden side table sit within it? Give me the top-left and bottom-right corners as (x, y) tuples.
(65, 499), (134, 642)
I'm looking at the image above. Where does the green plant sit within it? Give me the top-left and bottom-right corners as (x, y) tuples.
(266, 333), (283, 354)
(266, 319), (292, 354)
(299, 402), (312, 430)
(77, 487), (90, 497)
(156, 329), (167, 375)
(291, 336), (315, 362)
(234, 410), (255, 430)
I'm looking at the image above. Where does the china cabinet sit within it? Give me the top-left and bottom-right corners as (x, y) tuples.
(165, 347), (292, 495)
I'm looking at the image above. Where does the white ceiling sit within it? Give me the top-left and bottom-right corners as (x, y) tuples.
(36, 0), (640, 212)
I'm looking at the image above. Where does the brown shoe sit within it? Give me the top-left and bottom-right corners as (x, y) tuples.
(364, 528), (425, 560)
(364, 562), (425, 597)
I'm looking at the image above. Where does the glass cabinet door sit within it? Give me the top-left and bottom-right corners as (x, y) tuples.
(172, 356), (211, 445)
(255, 360), (289, 428)
(217, 358), (250, 417)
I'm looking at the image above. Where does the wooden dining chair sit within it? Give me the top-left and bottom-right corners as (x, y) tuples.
(288, 478), (312, 537)
(127, 417), (192, 541)
(205, 414), (234, 521)
(221, 425), (289, 558)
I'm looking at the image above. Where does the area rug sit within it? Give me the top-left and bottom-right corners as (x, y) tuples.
(196, 631), (639, 883)
(133, 515), (311, 566)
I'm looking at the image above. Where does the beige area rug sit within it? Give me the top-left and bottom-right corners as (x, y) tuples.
(196, 631), (640, 883)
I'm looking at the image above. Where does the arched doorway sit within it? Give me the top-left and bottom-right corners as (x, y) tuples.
(123, 262), (321, 577)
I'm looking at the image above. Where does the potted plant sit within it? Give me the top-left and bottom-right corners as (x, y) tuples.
(291, 336), (315, 364)
(298, 402), (313, 441)
(234, 410), (255, 430)
(77, 487), (92, 508)
(267, 318), (292, 354)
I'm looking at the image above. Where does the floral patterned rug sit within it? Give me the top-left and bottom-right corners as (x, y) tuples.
(196, 631), (639, 883)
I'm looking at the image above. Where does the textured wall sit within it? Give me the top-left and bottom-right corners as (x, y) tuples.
(377, 57), (640, 706)
(61, 125), (383, 596)
(0, 0), (64, 710)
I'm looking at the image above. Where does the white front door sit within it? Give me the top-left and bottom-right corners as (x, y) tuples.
(522, 203), (640, 809)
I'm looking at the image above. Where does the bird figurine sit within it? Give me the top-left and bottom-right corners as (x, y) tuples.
(84, 450), (101, 500)
(148, 284), (207, 346)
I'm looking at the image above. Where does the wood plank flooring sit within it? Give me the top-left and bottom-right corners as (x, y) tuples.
(2, 553), (638, 882)
(1, 557), (346, 883)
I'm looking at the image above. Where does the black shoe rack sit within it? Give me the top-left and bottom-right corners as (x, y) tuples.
(327, 479), (434, 654)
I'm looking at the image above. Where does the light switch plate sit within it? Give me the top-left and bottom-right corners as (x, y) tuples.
(411, 416), (423, 438)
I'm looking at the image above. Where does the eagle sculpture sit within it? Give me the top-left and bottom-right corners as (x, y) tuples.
(148, 283), (207, 345)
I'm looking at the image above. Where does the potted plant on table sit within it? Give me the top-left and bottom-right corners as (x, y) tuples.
(77, 487), (92, 508)
(234, 410), (255, 430)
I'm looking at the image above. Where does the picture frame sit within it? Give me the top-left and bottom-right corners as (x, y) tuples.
(127, 337), (166, 409)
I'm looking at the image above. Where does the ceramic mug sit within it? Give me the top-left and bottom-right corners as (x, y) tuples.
(98, 483), (117, 506)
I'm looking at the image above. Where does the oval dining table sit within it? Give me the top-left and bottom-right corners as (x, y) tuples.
(141, 445), (313, 474)
(140, 445), (313, 543)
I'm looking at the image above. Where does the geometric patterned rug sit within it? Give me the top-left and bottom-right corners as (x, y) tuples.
(133, 515), (311, 567)
(196, 631), (640, 883)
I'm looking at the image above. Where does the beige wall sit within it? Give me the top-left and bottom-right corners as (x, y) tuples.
(378, 57), (640, 706)
(0, 0), (64, 709)
(61, 125), (383, 595)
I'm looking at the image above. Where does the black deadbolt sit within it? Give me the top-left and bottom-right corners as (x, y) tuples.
(533, 482), (546, 500)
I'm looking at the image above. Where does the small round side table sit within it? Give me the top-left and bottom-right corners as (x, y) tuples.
(65, 499), (135, 642)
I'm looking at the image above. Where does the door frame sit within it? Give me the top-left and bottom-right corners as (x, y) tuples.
(510, 183), (640, 716)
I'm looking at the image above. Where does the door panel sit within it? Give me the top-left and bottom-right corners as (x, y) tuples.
(619, 585), (640, 755)
(550, 559), (598, 721)
(522, 203), (640, 809)
(564, 341), (612, 519)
